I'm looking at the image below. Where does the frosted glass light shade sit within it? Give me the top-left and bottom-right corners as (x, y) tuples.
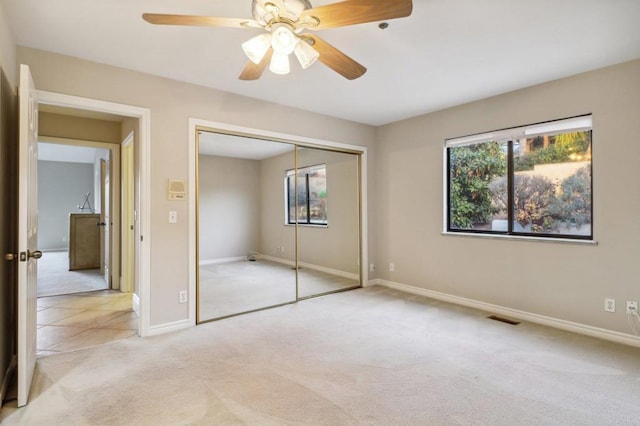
(271, 24), (299, 55)
(294, 40), (319, 69)
(242, 33), (272, 64)
(270, 51), (290, 75)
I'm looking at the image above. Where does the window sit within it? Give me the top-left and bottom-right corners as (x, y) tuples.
(446, 115), (592, 240)
(286, 164), (327, 225)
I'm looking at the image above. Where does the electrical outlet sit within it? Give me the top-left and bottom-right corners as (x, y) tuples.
(605, 298), (615, 313)
(626, 301), (638, 314)
(179, 290), (187, 304)
(389, 263), (395, 272)
(369, 264), (375, 273)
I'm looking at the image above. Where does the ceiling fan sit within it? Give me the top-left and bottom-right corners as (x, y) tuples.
(143, 0), (413, 81)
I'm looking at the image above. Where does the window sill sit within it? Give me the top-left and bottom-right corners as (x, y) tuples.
(285, 224), (328, 228)
(441, 231), (598, 246)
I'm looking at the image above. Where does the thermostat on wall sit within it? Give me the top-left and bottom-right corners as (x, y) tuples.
(168, 179), (186, 200)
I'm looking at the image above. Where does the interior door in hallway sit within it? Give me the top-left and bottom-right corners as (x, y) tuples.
(100, 157), (111, 287)
(121, 136), (135, 293)
(17, 64), (40, 407)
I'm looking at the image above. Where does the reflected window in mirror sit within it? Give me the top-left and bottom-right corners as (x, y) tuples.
(286, 164), (327, 225)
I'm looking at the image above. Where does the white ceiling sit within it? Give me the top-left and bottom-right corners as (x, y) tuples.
(4, 0), (640, 126)
(199, 131), (294, 160)
(38, 142), (103, 164)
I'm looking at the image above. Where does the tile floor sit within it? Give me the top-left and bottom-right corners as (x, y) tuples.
(37, 290), (138, 357)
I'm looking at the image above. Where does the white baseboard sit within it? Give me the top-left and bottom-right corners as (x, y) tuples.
(260, 255), (294, 267)
(132, 293), (140, 317)
(146, 319), (192, 337)
(0, 355), (16, 409)
(261, 255), (359, 280)
(199, 256), (247, 266)
(365, 279), (379, 287)
(377, 279), (640, 348)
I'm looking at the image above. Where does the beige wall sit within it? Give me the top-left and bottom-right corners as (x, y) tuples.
(375, 59), (640, 335)
(17, 47), (376, 326)
(39, 112), (122, 143)
(0, 2), (16, 88)
(198, 155), (261, 261)
(258, 151), (296, 261)
(0, 10), (17, 394)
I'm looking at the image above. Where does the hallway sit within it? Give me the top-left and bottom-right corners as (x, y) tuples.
(37, 250), (108, 297)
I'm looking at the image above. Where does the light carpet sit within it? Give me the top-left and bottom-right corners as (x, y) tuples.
(199, 259), (359, 321)
(38, 251), (108, 297)
(2, 286), (639, 425)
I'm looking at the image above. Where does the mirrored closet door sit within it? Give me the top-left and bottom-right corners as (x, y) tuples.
(197, 131), (296, 321)
(295, 147), (361, 299)
(197, 130), (362, 322)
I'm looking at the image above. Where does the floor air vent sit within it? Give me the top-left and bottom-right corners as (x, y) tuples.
(487, 315), (520, 325)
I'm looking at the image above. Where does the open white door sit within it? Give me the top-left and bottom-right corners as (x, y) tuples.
(17, 64), (40, 407)
(121, 136), (135, 293)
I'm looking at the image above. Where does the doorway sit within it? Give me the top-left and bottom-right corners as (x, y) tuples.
(36, 139), (116, 298)
(15, 71), (152, 406)
(34, 128), (136, 355)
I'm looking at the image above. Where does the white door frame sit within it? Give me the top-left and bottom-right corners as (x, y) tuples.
(37, 90), (151, 336)
(188, 118), (369, 325)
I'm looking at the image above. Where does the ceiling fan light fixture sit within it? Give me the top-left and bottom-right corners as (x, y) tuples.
(143, 0), (414, 81)
(270, 51), (291, 75)
(242, 33), (273, 64)
(294, 39), (319, 69)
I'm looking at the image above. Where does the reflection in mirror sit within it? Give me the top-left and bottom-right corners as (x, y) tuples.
(296, 147), (361, 298)
(197, 131), (296, 321)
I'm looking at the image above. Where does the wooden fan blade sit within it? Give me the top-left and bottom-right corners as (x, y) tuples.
(142, 13), (258, 29)
(239, 48), (274, 81)
(302, 35), (366, 80)
(300, 0), (412, 30)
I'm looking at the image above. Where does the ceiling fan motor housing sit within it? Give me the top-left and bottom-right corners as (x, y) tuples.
(251, 0), (312, 26)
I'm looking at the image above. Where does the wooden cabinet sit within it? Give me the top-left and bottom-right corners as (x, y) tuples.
(69, 213), (100, 270)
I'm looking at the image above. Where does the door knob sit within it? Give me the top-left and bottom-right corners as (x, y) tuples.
(4, 253), (17, 261)
(97, 222), (106, 227)
(27, 250), (43, 260)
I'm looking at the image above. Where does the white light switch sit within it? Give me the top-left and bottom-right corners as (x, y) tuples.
(169, 211), (178, 224)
